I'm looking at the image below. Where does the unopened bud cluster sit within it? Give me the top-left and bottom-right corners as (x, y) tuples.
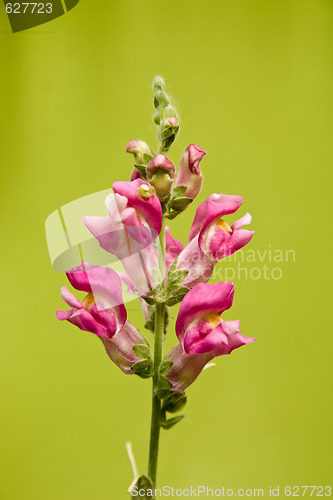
(152, 76), (180, 153)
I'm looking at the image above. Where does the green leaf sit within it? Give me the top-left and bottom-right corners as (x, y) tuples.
(166, 211), (179, 220)
(162, 391), (187, 414)
(165, 286), (189, 306)
(133, 163), (148, 179)
(167, 270), (189, 288)
(129, 475), (154, 498)
(131, 359), (153, 379)
(161, 126), (176, 139)
(162, 134), (176, 151)
(142, 153), (153, 164)
(159, 360), (173, 376)
(160, 415), (185, 430)
(143, 296), (155, 305)
(156, 375), (172, 399)
(171, 185), (187, 198)
(144, 318), (155, 333)
(144, 305), (155, 333)
(132, 344), (151, 359)
(170, 196), (193, 211)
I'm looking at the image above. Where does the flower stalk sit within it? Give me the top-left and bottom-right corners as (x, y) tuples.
(148, 300), (165, 488)
(147, 190), (166, 490)
(52, 75), (256, 498)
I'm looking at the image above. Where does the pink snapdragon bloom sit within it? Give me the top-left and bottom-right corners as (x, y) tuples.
(176, 193), (254, 288)
(189, 193), (254, 258)
(174, 144), (206, 200)
(56, 262), (145, 374)
(165, 282), (256, 391)
(83, 179), (162, 260)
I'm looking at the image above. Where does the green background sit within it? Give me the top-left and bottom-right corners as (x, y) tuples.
(0, 0), (332, 498)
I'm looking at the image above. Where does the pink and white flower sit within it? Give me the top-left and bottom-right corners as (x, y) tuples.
(189, 193), (254, 259)
(176, 193), (254, 288)
(165, 282), (255, 391)
(83, 179), (162, 260)
(56, 262), (145, 374)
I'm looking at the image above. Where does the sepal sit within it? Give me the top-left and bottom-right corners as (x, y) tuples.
(161, 391), (187, 414)
(132, 344), (151, 359)
(166, 185), (193, 219)
(159, 360), (173, 375)
(129, 475), (154, 499)
(144, 305), (155, 333)
(164, 286), (189, 307)
(131, 359), (153, 379)
(156, 365), (173, 399)
(131, 342), (153, 379)
(160, 414), (185, 430)
(133, 163), (148, 179)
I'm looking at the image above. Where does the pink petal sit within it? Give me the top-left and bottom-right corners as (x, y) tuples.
(189, 193), (244, 241)
(101, 321), (144, 374)
(166, 344), (213, 392)
(118, 272), (135, 294)
(176, 236), (215, 289)
(228, 229), (254, 255)
(56, 309), (75, 321)
(113, 179), (162, 236)
(165, 226), (184, 271)
(66, 261), (94, 292)
(130, 168), (142, 180)
(174, 145), (205, 200)
(121, 250), (158, 297)
(231, 212), (252, 230)
(187, 144), (206, 175)
(83, 193), (136, 258)
(184, 322), (229, 355)
(60, 286), (82, 309)
(146, 154), (175, 178)
(175, 282), (234, 344)
(214, 320), (256, 355)
(89, 302), (118, 339)
(71, 308), (108, 337)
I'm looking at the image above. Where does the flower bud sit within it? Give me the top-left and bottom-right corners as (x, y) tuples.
(174, 144), (206, 200)
(146, 154), (175, 199)
(159, 116), (180, 152)
(125, 140), (153, 165)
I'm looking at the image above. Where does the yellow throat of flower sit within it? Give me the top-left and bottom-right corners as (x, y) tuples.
(216, 218), (232, 233)
(82, 292), (96, 310)
(203, 312), (221, 328)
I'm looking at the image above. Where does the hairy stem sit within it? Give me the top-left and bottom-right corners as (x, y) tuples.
(147, 217), (166, 489)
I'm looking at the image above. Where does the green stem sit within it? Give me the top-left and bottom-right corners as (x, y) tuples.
(147, 217), (166, 489)
(147, 301), (165, 487)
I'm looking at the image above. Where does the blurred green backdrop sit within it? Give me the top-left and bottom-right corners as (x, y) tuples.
(0, 0), (332, 498)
